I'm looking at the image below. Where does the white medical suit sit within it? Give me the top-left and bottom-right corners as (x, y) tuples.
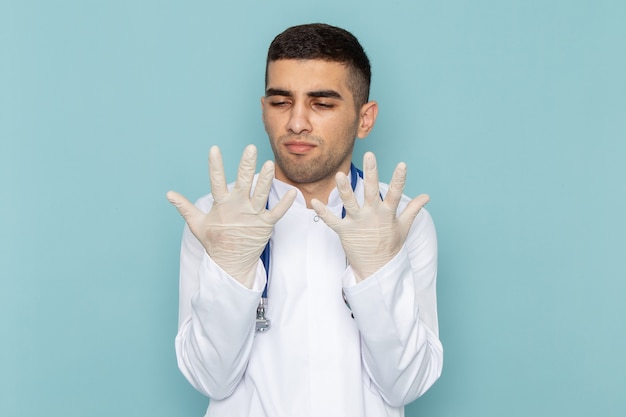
(175, 174), (443, 417)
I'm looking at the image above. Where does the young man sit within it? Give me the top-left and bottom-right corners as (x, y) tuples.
(167, 23), (442, 417)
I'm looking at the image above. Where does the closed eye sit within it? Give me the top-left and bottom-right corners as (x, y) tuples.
(269, 100), (290, 107)
(314, 102), (335, 109)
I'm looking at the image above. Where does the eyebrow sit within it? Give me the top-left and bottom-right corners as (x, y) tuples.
(308, 90), (343, 100)
(265, 88), (343, 100)
(265, 88), (292, 97)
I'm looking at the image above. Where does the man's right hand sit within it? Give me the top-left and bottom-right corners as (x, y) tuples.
(167, 144), (297, 289)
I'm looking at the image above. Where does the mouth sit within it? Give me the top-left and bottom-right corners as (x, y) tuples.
(283, 140), (318, 155)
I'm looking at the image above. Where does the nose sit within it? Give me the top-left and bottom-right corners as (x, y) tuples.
(286, 103), (312, 135)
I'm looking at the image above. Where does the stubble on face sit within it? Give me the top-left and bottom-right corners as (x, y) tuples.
(269, 124), (358, 186)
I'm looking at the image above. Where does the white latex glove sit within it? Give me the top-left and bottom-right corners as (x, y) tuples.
(311, 152), (429, 282)
(167, 145), (297, 289)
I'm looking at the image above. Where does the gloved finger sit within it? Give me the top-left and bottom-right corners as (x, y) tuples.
(233, 144), (257, 196)
(363, 152), (381, 205)
(251, 160), (275, 211)
(209, 146), (228, 202)
(384, 162), (407, 212)
(166, 190), (204, 227)
(397, 193), (430, 232)
(310, 198), (343, 229)
(265, 188), (297, 224)
(335, 172), (360, 216)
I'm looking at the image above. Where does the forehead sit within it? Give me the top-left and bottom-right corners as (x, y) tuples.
(266, 59), (351, 93)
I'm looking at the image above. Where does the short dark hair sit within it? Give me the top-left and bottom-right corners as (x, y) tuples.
(266, 23), (371, 109)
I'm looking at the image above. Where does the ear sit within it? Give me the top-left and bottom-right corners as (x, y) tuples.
(356, 101), (378, 139)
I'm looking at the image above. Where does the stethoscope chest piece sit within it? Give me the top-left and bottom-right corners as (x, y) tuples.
(256, 299), (271, 333)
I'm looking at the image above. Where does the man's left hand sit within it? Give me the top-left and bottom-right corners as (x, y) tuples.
(311, 152), (429, 282)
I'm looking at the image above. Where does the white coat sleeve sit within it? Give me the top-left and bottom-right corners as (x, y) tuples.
(342, 207), (443, 407)
(174, 196), (266, 400)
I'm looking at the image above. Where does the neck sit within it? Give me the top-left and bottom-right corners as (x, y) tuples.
(296, 180), (338, 208)
(276, 164), (352, 209)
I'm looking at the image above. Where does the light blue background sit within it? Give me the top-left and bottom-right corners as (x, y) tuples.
(2, 1), (625, 416)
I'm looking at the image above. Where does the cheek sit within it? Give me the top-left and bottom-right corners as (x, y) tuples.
(329, 116), (359, 138)
(262, 110), (282, 129)
(262, 112), (276, 134)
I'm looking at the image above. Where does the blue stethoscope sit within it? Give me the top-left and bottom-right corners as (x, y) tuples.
(255, 163), (370, 332)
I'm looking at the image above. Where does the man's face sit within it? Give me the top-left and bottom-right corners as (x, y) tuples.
(262, 59), (372, 187)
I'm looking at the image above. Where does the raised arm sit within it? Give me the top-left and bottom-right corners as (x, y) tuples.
(312, 152), (443, 405)
(167, 145), (296, 398)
